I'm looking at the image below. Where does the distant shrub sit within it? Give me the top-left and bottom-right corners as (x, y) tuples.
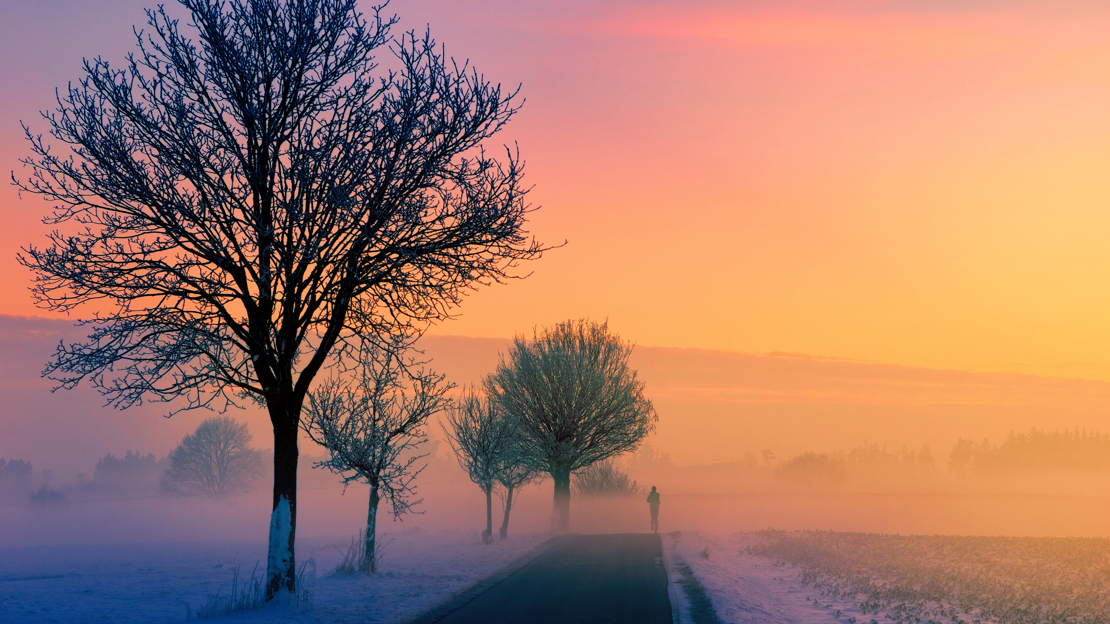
(573, 459), (644, 497)
(29, 486), (66, 504)
(775, 452), (848, 485)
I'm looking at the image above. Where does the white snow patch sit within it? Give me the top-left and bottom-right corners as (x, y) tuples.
(0, 530), (551, 623)
(267, 495), (293, 590)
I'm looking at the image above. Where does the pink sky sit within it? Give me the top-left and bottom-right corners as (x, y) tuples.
(1, 0), (1109, 379)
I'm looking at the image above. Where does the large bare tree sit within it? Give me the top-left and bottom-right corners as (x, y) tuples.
(486, 320), (656, 532)
(302, 341), (449, 573)
(14, 0), (541, 597)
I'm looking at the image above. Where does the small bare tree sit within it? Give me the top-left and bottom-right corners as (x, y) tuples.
(302, 343), (450, 573)
(443, 386), (518, 543)
(494, 427), (541, 540)
(162, 417), (264, 497)
(486, 319), (656, 532)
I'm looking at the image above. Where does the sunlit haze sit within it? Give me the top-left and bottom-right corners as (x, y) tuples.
(3, 1), (1110, 621)
(3, 0), (1110, 378)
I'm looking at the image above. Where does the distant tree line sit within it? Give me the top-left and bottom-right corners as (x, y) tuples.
(758, 428), (1110, 486)
(949, 429), (1110, 474)
(0, 458), (34, 497)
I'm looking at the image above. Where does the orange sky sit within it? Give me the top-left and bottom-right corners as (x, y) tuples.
(2, 0), (1110, 380)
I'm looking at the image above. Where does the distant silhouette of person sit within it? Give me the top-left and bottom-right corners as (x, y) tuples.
(646, 486), (660, 532)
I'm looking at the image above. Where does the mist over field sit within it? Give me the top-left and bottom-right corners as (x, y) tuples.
(4, 313), (1110, 548)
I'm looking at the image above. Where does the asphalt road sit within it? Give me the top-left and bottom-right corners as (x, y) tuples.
(432, 533), (673, 624)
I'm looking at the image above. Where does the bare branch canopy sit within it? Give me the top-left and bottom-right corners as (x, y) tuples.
(13, 0), (545, 598)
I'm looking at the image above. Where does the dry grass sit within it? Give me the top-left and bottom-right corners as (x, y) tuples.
(186, 560), (313, 619)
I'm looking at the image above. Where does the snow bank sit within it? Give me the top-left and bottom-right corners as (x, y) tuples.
(0, 529), (551, 623)
(663, 531), (867, 624)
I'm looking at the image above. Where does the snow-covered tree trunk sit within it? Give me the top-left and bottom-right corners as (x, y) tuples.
(266, 416), (299, 597)
(366, 485), (380, 574)
(499, 485), (515, 540)
(552, 469), (571, 532)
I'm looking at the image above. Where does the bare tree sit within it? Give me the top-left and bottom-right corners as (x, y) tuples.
(302, 341), (449, 573)
(486, 319), (656, 532)
(494, 425), (542, 540)
(443, 386), (517, 543)
(14, 0), (542, 598)
(161, 417), (264, 497)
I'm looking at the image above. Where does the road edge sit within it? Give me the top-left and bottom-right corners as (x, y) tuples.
(400, 534), (571, 624)
(662, 531), (691, 624)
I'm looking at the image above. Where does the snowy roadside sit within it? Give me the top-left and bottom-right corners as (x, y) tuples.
(0, 530), (552, 624)
(663, 531), (872, 624)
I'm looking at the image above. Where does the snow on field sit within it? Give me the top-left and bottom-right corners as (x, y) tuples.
(0, 530), (552, 624)
(664, 531), (867, 624)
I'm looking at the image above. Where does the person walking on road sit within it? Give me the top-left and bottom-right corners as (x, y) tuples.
(646, 486), (660, 533)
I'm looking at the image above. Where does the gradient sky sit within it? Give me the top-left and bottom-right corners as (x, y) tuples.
(2, 0), (1110, 382)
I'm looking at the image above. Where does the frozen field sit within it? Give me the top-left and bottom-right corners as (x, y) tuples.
(0, 530), (551, 624)
(666, 530), (1110, 624)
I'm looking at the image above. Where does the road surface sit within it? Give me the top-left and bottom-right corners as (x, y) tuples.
(430, 533), (673, 624)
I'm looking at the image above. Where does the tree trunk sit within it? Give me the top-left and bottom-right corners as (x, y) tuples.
(499, 485), (514, 540)
(483, 487), (493, 544)
(552, 469), (571, 532)
(265, 413), (299, 601)
(365, 484), (379, 574)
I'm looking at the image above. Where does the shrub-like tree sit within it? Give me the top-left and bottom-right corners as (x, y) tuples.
(302, 343), (450, 573)
(15, 0), (542, 597)
(486, 319), (656, 532)
(162, 417), (264, 497)
(443, 386), (518, 543)
(572, 459), (642, 497)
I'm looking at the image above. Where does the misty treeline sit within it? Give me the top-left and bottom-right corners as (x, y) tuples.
(0, 458), (36, 499)
(772, 443), (937, 486)
(4, 417), (269, 505)
(633, 427), (1110, 493)
(948, 428), (1110, 474)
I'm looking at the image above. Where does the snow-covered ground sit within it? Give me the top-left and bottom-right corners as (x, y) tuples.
(0, 529), (552, 624)
(664, 531), (866, 624)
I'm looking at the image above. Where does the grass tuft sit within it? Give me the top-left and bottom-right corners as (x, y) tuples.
(332, 529), (394, 575)
(186, 559), (313, 619)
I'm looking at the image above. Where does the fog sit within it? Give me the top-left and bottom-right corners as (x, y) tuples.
(5, 314), (1110, 549)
